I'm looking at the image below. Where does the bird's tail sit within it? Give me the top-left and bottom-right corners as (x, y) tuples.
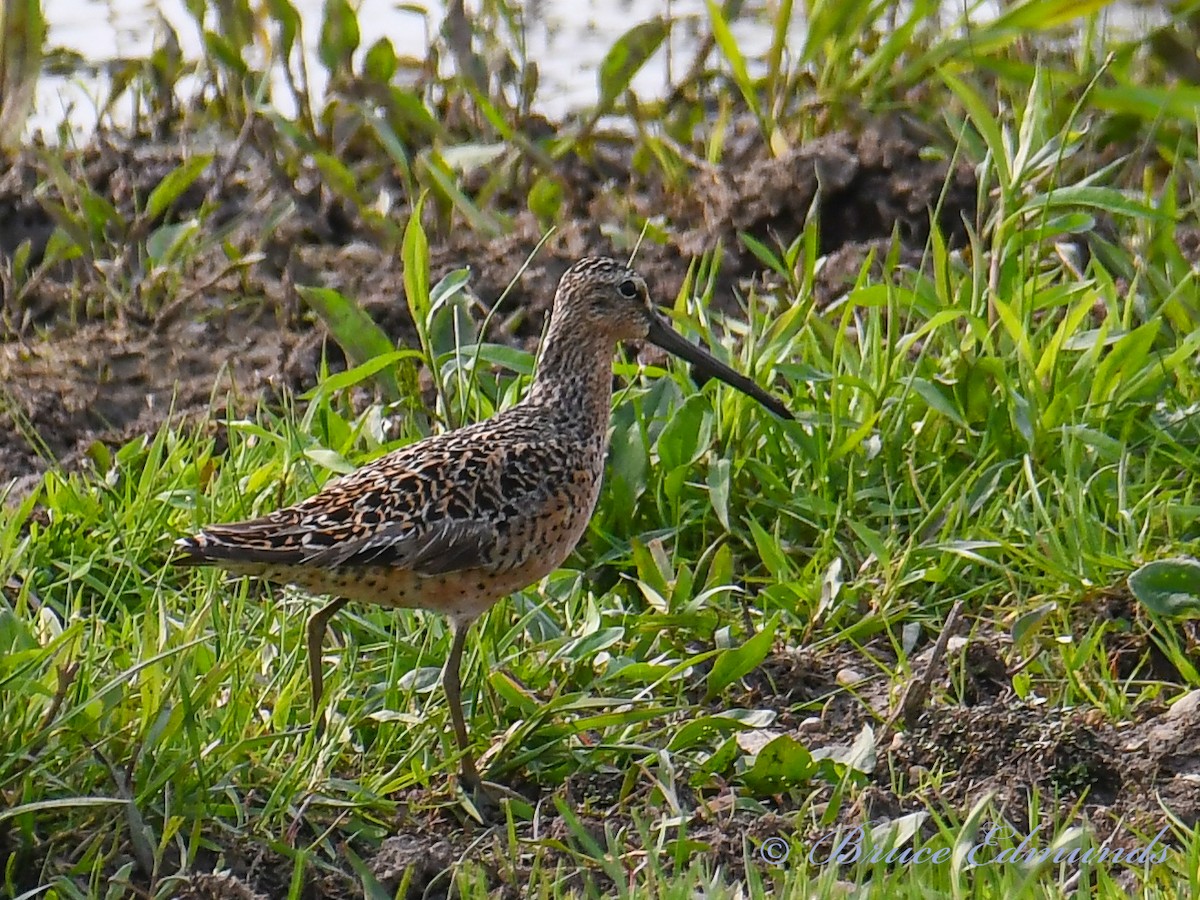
(171, 534), (212, 566)
(171, 517), (305, 567)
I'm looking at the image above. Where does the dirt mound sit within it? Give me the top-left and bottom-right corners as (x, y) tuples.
(0, 122), (974, 489)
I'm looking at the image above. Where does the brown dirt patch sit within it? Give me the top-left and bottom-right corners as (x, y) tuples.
(0, 311), (298, 489)
(1, 120), (974, 489)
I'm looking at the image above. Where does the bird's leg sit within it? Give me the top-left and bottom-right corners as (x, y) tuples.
(306, 597), (349, 728)
(443, 616), (480, 788)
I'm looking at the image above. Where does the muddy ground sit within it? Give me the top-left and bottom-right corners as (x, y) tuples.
(3, 117), (1199, 898)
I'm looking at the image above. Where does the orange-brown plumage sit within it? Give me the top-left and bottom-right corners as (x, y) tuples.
(174, 256), (791, 790)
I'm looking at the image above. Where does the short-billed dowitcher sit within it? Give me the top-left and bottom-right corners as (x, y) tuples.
(174, 257), (791, 789)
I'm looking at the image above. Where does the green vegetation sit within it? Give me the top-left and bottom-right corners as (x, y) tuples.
(2, 0), (1200, 897)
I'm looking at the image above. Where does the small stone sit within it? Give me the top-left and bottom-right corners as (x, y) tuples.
(1166, 688), (1200, 720)
(836, 667), (864, 686)
(797, 716), (823, 734)
(944, 635), (969, 655)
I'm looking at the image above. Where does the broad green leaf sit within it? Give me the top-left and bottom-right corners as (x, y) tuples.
(941, 69), (1010, 188)
(455, 342), (535, 376)
(631, 537), (672, 600)
(428, 268), (474, 360)
(910, 377), (969, 427)
(42, 227), (83, 266)
(303, 447), (355, 475)
(383, 87), (446, 141)
(402, 199), (432, 349)
(1009, 387), (1034, 450)
(1011, 601), (1057, 646)
(302, 349), (423, 400)
(747, 517), (789, 578)
(146, 221), (196, 264)
(694, 735), (740, 782)
(265, 0), (301, 55)
(297, 285), (401, 402)
(992, 0), (1116, 32)
(319, 0), (360, 75)
(80, 192), (121, 235)
(706, 613), (779, 700)
(417, 153), (504, 236)
(430, 268), (471, 312)
(10, 239), (30, 284)
(1093, 83), (1200, 123)
(488, 671), (539, 715)
(740, 734), (818, 795)
(707, 457), (731, 531)
(668, 712), (764, 752)
(951, 793), (998, 882)
(1024, 185), (1167, 222)
(551, 626), (626, 665)
(1088, 319), (1160, 406)
(203, 30), (248, 76)
(313, 151), (362, 203)
(0, 0), (46, 148)
(1129, 558), (1200, 618)
(569, 706), (671, 733)
(597, 18), (669, 110)
(145, 155), (212, 221)
(528, 175), (564, 224)
(811, 722), (876, 775)
(363, 37), (397, 83)
(608, 413), (648, 511)
(656, 395), (713, 469)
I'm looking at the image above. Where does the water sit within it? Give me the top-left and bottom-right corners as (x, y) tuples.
(38, 0), (1166, 137)
(38, 0), (777, 136)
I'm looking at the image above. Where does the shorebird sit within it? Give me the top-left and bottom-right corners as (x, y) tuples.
(174, 257), (791, 790)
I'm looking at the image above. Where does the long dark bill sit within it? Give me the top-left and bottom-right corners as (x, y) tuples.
(645, 313), (793, 421)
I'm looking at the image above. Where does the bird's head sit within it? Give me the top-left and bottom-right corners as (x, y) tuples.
(549, 256), (793, 420)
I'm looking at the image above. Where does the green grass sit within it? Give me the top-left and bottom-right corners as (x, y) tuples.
(4, 0), (1200, 897)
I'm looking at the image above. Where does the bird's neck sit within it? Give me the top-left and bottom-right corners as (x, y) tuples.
(524, 313), (615, 439)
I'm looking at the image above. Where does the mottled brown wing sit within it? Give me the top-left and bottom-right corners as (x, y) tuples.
(176, 422), (564, 578)
(299, 517), (496, 575)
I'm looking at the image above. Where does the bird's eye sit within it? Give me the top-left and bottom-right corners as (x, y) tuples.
(618, 279), (640, 299)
